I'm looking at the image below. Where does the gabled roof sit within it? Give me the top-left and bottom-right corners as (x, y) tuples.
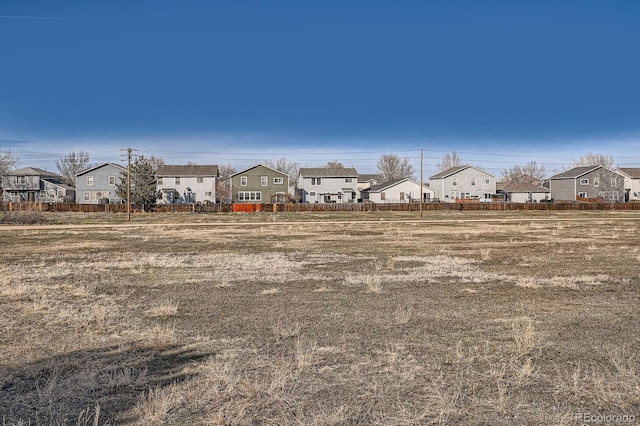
(616, 168), (640, 179)
(429, 165), (494, 180)
(156, 164), (219, 176)
(549, 166), (600, 180)
(497, 180), (551, 193)
(4, 167), (60, 177)
(229, 163), (289, 178)
(364, 177), (424, 193)
(299, 167), (358, 177)
(41, 178), (75, 190)
(358, 173), (382, 183)
(76, 162), (126, 177)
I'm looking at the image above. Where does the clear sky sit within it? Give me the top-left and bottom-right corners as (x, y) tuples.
(1, 0), (639, 177)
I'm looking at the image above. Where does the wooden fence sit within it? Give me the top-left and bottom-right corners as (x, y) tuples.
(2, 201), (640, 214)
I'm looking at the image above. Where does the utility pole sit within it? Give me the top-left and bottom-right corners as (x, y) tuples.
(120, 147), (138, 222)
(420, 149), (424, 218)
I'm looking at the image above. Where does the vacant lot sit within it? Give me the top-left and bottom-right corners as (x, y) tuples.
(1, 210), (639, 425)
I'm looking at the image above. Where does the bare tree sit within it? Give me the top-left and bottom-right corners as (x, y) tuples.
(0, 147), (19, 176)
(436, 151), (463, 172)
(596, 168), (624, 203)
(566, 153), (615, 170)
(501, 161), (546, 184)
(376, 154), (415, 181)
(264, 156), (300, 190)
(147, 156), (166, 172)
(325, 160), (344, 169)
(215, 163), (237, 204)
(56, 151), (91, 186)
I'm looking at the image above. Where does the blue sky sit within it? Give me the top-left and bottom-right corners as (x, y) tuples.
(1, 0), (639, 177)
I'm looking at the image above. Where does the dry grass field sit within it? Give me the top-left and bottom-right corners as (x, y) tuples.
(1, 210), (639, 425)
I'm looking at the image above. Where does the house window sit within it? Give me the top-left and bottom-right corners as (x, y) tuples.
(593, 177), (599, 186)
(197, 177), (204, 184)
(19, 176), (26, 184)
(580, 178), (589, 185)
(483, 179), (490, 185)
(87, 176), (94, 186)
(175, 177), (181, 185)
(380, 192), (386, 201)
(611, 177), (617, 186)
(470, 177), (476, 186)
(311, 177), (321, 185)
(400, 192), (405, 200)
(205, 191), (212, 196)
(108, 176), (116, 185)
(157, 177), (163, 185)
(452, 177), (458, 187)
(238, 191), (262, 201)
(240, 176), (247, 186)
(578, 192), (587, 198)
(261, 176), (268, 186)
(345, 178), (353, 183)
(309, 191), (316, 196)
(274, 177), (284, 184)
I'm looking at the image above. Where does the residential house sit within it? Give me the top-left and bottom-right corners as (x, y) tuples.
(1, 167), (72, 202)
(429, 166), (496, 202)
(75, 162), (126, 204)
(496, 180), (552, 203)
(615, 168), (640, 202)
(156, 164), (219, 204)
(230, 164), (289, 203)
(298, 167), (358, 203)
(360, 178), (435, 203)
(549, 166), (625, 202)
(356, 173), (382, 201)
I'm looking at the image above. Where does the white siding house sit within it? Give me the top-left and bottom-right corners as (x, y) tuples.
(298, 168), (358, 203)
(361, 178), (435, 203)
(616, 168), (640, 202)
(429, 165), (496, 202)
(156, 165), (219, 204)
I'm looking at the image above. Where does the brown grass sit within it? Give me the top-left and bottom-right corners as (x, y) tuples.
(1, 210), (639, 424)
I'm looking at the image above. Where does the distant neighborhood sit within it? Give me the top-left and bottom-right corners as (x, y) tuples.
(1, 150), (639, 206)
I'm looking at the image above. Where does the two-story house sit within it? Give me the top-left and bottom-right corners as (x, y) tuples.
(549, 166), (625, 202)
(75, 162), (126, 204)
(156, 164), (219, 204)
(1, 167), (73, 202)
(615, 168), (640, 202)
(429, 165), (496, 202)
(298, 167), (358, 203)
(229, 164), (289, 203)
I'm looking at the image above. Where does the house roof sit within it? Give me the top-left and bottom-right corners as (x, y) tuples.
(299, 167), (358, 177)
(364, 177), (427, 193)
(76, 162), (126, 177)
(156, 164), (219, 176)
(41, 178), (75, 190)
(616, 168), (640, 179)
(429, 165), (494, 180)
(357, 173), (382, 183)
(497, 180), (551, 193)
(549, 166), (600, 180)
(229, 163), (289, 178)
(5, 167), (60, 177)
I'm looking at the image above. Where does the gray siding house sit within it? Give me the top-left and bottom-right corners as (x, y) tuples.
(298, 167), (358, 203)
(75, 162), (126, 204)
(549, 166), (625, 202)
(230, 164), (289, 203)
(429, 165), (496, 202)
(1, 167), (71, 202)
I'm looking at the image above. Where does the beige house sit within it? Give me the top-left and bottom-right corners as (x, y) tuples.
(230, 164), (290, 203)
(615, 168), (640, 202)
(429, 165), (496, 202)
(496, 180), (552, 203)
(361, 178), (435, 203)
